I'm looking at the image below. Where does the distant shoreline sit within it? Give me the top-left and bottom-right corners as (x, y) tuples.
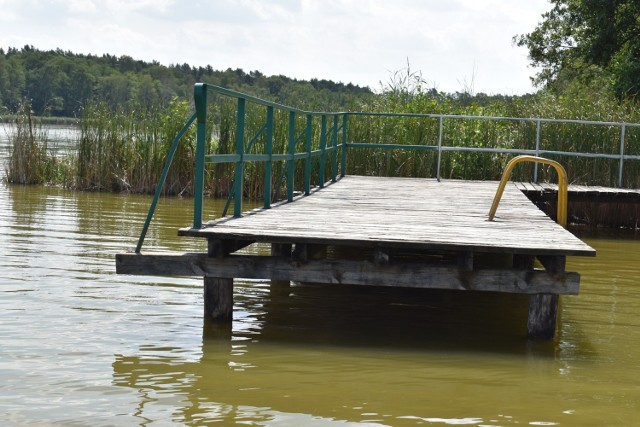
(0, 116), (78, 126)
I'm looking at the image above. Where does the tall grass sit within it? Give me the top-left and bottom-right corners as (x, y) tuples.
(5, 100), (60, 184)
(75, 98), (204, 195)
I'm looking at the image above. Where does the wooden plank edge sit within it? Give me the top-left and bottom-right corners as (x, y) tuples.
(115, 252), (580, 295)
(174, 232), (596, 257)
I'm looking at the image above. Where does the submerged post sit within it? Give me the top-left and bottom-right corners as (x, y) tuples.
(204, 239), (234, 321)
(527, 256), (565, 339)
(204, 277), (233, 321)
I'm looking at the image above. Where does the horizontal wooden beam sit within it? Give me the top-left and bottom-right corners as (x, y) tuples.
(116, 252), (580, 295)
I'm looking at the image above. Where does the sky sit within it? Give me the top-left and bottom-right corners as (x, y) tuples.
(1, 0), (551, 95)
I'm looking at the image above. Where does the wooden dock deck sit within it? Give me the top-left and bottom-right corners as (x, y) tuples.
(117, 176), (595, 339)
(180, 176), (593, 256)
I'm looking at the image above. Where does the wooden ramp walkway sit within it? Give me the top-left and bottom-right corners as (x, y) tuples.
(117, 176), (595, 339)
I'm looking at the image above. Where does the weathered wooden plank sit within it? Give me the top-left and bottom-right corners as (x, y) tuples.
(116, 252), (581, 295)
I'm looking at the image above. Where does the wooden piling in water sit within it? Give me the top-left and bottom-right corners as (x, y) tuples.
(204, 277), (233, 321)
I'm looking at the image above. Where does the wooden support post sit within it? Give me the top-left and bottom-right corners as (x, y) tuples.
(374, 247), (392, 266)
(208, 239), (253, 257)
(527, 255), (565, 339)
(271, 243), (292, 294)
(292, 243), (326, 263)
(204, 238), (236, 322)
(457, 251), (474, 271)
(513, 254), (535, 270)
(204, 277), (233, 321)
(271, 243), (292, 258)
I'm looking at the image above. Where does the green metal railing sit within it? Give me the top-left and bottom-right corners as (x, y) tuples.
(134, 84), (640, 252)
(190, 84), (347, 226)
(135, 83), (347, 252)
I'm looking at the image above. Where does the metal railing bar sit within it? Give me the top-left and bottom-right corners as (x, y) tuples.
(135, 112), (197, 253)
(348, 143), (439, 151)
(205, 154), (241, 163)
(346, 111), (640, 127)
(245, 123), (268, 153)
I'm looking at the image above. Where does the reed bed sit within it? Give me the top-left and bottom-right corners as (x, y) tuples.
(6, 88), (640, 199)
(4, 100), (62, 185)
(76, 99), (202, 195)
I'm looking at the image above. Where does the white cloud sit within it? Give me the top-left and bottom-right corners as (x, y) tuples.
(0, 0), (550, 94)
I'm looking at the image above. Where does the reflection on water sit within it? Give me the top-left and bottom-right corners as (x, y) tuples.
(1, 179), (640, 425)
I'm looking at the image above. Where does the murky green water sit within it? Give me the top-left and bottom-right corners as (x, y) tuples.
(2, 127), (640, 426)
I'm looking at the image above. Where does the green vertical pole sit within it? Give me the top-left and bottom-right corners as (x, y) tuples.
(234, 98), (246, 217)
(264, 106), (274, 208)
(287, 111), (296, 201)
(319, 115), (327, 188)
(341, 114), (348, 177)
(436, 116), (443, 182)
(331, 115), (338, 182)
(304, 114), (312, 195)
(193, 83), (207, 228)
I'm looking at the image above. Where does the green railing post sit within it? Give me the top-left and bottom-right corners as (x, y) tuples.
(233, 98), (246, 217)
(341, 114), (348, 177)
(331, 115), (339, 182)
(436, 116), (443, 182)
(319, 115), (327, 188)
(534, 120), (541, 182)
(193, 83), (207, 228)
(287, 111), (296, 201)
(264, 106), (274, 208)
(304, 114), (313, 195)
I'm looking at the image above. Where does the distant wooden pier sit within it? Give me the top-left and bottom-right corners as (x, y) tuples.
(117, 176), (595, 339)
(517, 182), (640, 228)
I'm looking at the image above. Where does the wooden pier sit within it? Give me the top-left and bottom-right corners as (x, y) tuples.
(117, 176), (595, 339)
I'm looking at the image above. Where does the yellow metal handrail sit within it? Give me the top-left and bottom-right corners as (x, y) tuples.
(488, 155), (568, 227)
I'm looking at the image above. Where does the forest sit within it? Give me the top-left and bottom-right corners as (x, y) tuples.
(0, 45), (374, 117)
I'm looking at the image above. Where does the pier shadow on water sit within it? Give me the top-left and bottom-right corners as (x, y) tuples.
(244, 282), (535, 353)
(112, 281), (571, 425)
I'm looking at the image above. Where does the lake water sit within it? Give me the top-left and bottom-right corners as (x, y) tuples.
(1, 126), (640, 426)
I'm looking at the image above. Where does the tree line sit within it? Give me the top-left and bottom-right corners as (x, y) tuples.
(0, 45), (374, 117)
